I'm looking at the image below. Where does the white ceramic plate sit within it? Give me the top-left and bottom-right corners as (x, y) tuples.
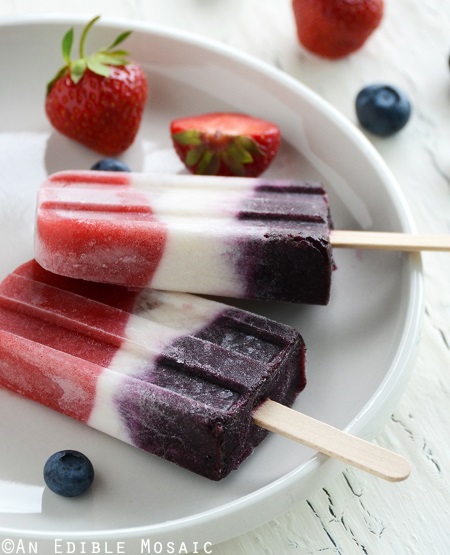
(0, 15), (423, 552)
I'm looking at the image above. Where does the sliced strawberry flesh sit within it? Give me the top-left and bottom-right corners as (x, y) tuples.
(170, 113), (281, 177)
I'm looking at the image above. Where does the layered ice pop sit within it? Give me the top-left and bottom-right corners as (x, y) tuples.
(0, 260), (306, 480)
(35, 170), (334, 305)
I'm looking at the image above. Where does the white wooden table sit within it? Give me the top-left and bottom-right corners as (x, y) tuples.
(1, 1), (449, 553)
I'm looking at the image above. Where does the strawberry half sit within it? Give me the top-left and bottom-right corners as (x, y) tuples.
(170, 113), (281, 177)
(46, 16), (148, 156)
(292, 0), (384, 59)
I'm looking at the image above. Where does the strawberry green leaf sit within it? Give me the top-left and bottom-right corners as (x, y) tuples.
(97, 52), (129, 66)
(197, 151), (219, 174)
(106, 30), (132, 50)
(62, 28), (74, 64)
(101, 49), (130, 58)
(236, 135), (263, 157)
(87, 56), (111, 77)
(70, 58), (88, 84)
(172, 130), (202, 146)
(222, 151), (245, 176)
(185, 147), (204, 167)
(228, 142), (254, 164)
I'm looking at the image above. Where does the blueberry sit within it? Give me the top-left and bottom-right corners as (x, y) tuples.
(43, 450), (94, 497)
(355, 84), (411, 137)
(90, 158), (131, 172)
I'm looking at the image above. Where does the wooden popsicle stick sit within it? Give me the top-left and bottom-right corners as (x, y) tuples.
(253, 399), (410, 482)
(331, 229), (450, 252)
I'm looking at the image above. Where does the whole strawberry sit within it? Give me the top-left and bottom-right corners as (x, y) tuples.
(292, 0), (384, 59)
(46, 16), (148, 155)
(170, 113), (281, 177)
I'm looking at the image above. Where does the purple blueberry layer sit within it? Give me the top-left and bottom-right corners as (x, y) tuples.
(236, 181), (334, 304)
(116, 308), (306, 480)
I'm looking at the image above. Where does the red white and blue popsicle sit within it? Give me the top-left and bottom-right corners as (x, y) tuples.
(0, 260), (306, 480)
(35, 171), (450, 309)
(0, 260), (411, 481)
(35, 171), (335, 305)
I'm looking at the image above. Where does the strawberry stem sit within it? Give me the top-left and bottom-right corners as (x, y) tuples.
(79, 15), (101, 58)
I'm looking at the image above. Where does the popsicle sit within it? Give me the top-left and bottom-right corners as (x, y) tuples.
(35, 171), (450, 307)
(0, 261), (410, 481)
(35, 170), (335, 305)
(0, 260), (306, 480)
